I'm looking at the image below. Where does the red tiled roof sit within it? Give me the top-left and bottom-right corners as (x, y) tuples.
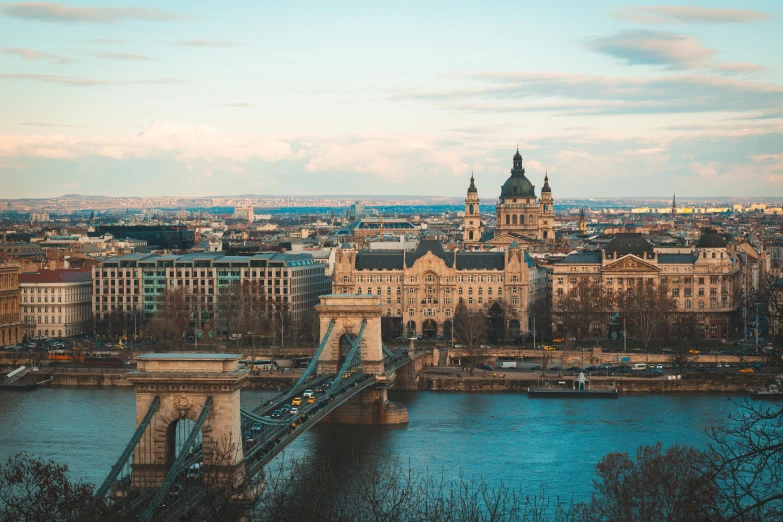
(19, 269), (92, 284)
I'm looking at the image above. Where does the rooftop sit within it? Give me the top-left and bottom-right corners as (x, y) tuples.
(136, 353), (240, 360)
(19, 269), (92, 284)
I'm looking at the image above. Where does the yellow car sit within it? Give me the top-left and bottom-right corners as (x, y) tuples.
(343, 373), (350, 379)
(740, 368), (754, 374)
(291, 397), (302, 406)
(307, 396), (315, 404)
(688, 349), (700, 354)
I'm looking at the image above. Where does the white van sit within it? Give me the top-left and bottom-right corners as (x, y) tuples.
(631, 363), (647, 371)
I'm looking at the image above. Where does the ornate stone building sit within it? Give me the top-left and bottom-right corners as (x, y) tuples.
(462, 173), (484, 249)
(332, 238), (545, 339)
(552, 231), (742, 339)
(0, 262), (23, 346)
(490, 148), (554, 246)
(20, 269), (92, 338)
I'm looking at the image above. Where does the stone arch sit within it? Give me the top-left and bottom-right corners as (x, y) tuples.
(339, 333), (354, 366)
(422, 319), (437, 340)
(406, 320), (417, 338)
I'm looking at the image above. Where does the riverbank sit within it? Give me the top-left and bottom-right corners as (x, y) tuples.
(417, 369), (768, 394)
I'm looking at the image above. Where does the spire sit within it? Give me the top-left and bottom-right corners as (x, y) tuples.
(467, 170), (478, 193)
(542, 169), (551, 193)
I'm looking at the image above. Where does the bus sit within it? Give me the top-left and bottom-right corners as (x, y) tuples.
(251, 359), (276, 371)
(84, 351), (123, 367)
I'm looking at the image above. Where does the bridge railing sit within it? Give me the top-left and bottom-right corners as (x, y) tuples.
(95, 396), (161, 500)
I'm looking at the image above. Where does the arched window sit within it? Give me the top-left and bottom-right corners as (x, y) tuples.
(544, 204), (548, 212)
(357, 288), (362, 294)
(711, 252), (716, 258)
(685, 299), (691, 309)
(512, 215), (517, 225)
(505, 214), (510, 225)
(469, 204), (474, 213)
(520, 214), (525, 225)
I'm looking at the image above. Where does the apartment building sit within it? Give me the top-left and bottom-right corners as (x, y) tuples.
(20, 269), (92, 338)
(92, 252), (331, 322)
(0, 262), (22, 346)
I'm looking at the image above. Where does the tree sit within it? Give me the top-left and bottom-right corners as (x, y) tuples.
(668, 312), (699, 368)
(617, 280), (673, 349)
(486, 301), (507, 344)
(706, 398), (783, 521)
(0, 453), (126, 522)
(453, 301), (488, 373)
(577, 442), (720, 522)
(553, 278), (611, 349)
(145, 288), (189, 349)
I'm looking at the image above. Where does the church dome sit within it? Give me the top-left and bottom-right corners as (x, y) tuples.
(500, 149), (536, 199)
(541, 171), (551, 193)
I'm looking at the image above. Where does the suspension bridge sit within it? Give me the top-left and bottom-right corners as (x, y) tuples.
(94, 295), (432, 521)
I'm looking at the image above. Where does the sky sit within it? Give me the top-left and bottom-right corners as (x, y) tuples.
(0, 0), (782, 199)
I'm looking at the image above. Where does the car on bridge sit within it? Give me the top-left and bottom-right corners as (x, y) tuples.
(291, 397), (302, 406)
(281, 404), (291, 413)
(271, 410), (283, 419)
(290, 407), (300, 416)
(307, 396), (315, 404)
(303, 389), (314, 398)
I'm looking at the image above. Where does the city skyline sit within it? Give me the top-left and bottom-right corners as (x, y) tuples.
(1, 1), (782, 198)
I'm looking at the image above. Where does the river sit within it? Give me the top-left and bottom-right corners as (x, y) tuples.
(0, 389), (741, 503)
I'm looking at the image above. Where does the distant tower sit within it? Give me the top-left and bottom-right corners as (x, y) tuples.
(463, 172), (483, 249)
(672, 193), (677, 215)
(578, 207), (587, 233)
(540, 171), (555, 242)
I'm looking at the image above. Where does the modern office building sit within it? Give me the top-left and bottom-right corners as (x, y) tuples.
(92, 252), (331, 322)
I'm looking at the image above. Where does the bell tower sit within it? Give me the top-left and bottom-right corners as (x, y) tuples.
(463, 172), (483, 249)
(540, 171), (554, 242)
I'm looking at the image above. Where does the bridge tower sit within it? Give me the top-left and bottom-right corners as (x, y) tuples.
(126, 354), (248, 491)
(315, 295), (408, 424)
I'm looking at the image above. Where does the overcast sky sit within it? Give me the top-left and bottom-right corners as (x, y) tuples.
(1, 0), (781, 199)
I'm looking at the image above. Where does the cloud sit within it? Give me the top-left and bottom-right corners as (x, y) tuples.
(613, 6), (773, 24)
(221, 102), (255, 108)
(585, 30), (763, 74)
(398, 71), (783, 118)
(19, 122), (88, 128)
(176, 40), (240, 47)
(88, 51), (156, 62)
(304, 137), (468, 181)
(0, 2), (190, 24)
(87, 38), (121, 44)
(0, 119), (295, 165)
(586, 30), (713, 69)
(0, 46), (76, 64)
(0, 73), (185, 86)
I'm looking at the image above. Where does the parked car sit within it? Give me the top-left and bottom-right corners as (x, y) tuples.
(529, 365), (542, 371)
(740, 368), (754, 373)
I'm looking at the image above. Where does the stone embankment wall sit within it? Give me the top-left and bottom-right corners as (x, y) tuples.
(417, 374), (767, 394)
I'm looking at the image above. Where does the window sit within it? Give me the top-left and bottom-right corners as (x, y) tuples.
(468, 297), (473, 304)
(710, 277), (718, 285)
(557, 277), (563, 285)
(445, 308), (451, 316)
(698, 288), (705, 296)
(684, 299), (692, 309)
(698, 300), (705, 310)
(672, 288), (680, 296)
(698, 278), (705, 285)
(408, 308), (414, 316)
(710, 324), (717, 334)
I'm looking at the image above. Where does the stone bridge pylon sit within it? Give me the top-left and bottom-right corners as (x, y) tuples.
(315, 295), (408, 424)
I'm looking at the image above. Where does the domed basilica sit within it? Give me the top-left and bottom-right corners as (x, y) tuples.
(463, 148), (555, 249)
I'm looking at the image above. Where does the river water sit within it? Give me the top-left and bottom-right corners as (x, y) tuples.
(0, 388), (741, 503)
